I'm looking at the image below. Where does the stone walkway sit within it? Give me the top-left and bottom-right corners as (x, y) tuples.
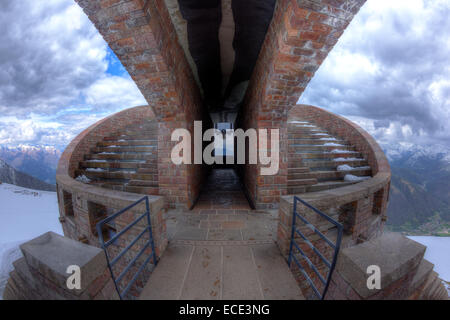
(139, 243), (304, 300)
(140, 168), (303, 300)
(167, 209), (278, 242)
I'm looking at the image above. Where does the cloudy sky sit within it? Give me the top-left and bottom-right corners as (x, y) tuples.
(0, 0), (449, 152)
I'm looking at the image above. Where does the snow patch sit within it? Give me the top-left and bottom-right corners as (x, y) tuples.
(331, 149), (355, 154)
(0, 183), (62, 299)
(344, 174), (371, 182)
(337, 165), (354, 171)
(87, 168), (105, 172)
(334, 157), (365, 162)
(320, 137), (337, 141)
(289, 121), (309, 124)
(75, 175), (91, 184)
(324, 143), (344, 147)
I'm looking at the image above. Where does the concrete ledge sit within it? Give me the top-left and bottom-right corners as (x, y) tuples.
(335, 232), (426, 298)
(20, 232), (107, 295)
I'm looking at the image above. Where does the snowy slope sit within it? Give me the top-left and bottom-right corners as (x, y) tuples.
(0, 183), (62, 299)
(408, 236), (450, 296)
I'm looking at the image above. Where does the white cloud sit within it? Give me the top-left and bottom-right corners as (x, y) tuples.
(85, 76), (147, 109)
(0, 0), (146, 148)
(301, 0), (450, 150)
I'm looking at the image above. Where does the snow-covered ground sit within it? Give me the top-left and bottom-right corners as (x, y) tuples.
(0, 183), (62, 299)
(409, 236), (450, 296)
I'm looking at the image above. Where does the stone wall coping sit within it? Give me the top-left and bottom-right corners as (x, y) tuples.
(281, 172), (390, 209)
(57, 174), (164, 215)
(335, 232), (426, 298)
(20, 232), (107, 296)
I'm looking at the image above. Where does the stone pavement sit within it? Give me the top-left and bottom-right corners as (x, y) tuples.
(167, 209), (278, 242)
(140, 168), (303, 300)
(139, 243), (304, 300)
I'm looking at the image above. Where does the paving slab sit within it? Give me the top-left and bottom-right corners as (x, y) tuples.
(251, 244), (305, 300)
(207, 229), (242, 241)
(139, 245), (193, 300)
(140, 242), (304, 300)
(174, 226), (208, 241)
(179, 246), (223, 300)
(222, 246), (264, 300)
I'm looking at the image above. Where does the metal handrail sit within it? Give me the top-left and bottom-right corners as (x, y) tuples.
(96, 196), (157, 300)
(288, 196), (343, 300)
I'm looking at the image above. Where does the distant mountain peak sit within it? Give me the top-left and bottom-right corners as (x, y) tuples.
(0, 158), (56, 192)
(0, 145), (61, 184)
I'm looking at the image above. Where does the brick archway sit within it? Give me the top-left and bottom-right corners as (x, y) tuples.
(75, 0), (366, 209)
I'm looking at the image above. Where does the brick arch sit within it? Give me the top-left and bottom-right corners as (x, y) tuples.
(76, 0), (208, 208)
(240, 0), (366, 208)
(75, 0), (366, 209)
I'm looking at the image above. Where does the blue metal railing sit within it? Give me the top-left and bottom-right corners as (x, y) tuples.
(288, 196), (343, 300)
(96, 196), (157, 300)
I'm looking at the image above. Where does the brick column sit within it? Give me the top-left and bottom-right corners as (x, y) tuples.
(241, 0), (366, 209)
(75, 0), (206, 208)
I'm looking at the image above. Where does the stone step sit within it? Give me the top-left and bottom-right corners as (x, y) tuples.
(288, 133), (332, 139)
(289, 145), (353, 152)
(81, 161), (145, 169)
(99, 140), (157, 147)
(288, 167), (310, 174)
(76, 169), (135, 180)
(288, 132), (328, 139)
(86, 153), (154, 161)
(303, 159), (368, 168)
(287, 178), (317, 187)
(125, 185), (159, 195)
(92, 146), (157, 153)
(289, 151), (363, 160)
(287, 123), (320, 128)
(128, 180), (158, 187)
(98, 140), (157, 147)
(288, 139), (346, 145)
(131, 173), (159, 180)
(139, 163), (158, 169)
(287, 180), (359, 194)
(137, 168), (158, 174)
(289, 169), (372, 181)
(306, 180), (358, 192)
(105, 134), (157, 141)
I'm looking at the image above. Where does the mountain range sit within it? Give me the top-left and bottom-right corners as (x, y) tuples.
(384, 143), (450, 235)
(0, 145), (61, 185)
(0, 159), (56, 192)
(0, 143), (449, 235)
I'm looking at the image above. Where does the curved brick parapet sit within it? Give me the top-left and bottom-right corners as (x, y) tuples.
(278, 105), (391, 298)
(278, 104), (391, 280)
(56, 106), (167, 279)
(57, 105), (155, 178)
(292, 104), (390, 176)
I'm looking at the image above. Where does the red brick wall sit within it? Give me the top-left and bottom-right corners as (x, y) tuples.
(241, 0), (366, 208)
